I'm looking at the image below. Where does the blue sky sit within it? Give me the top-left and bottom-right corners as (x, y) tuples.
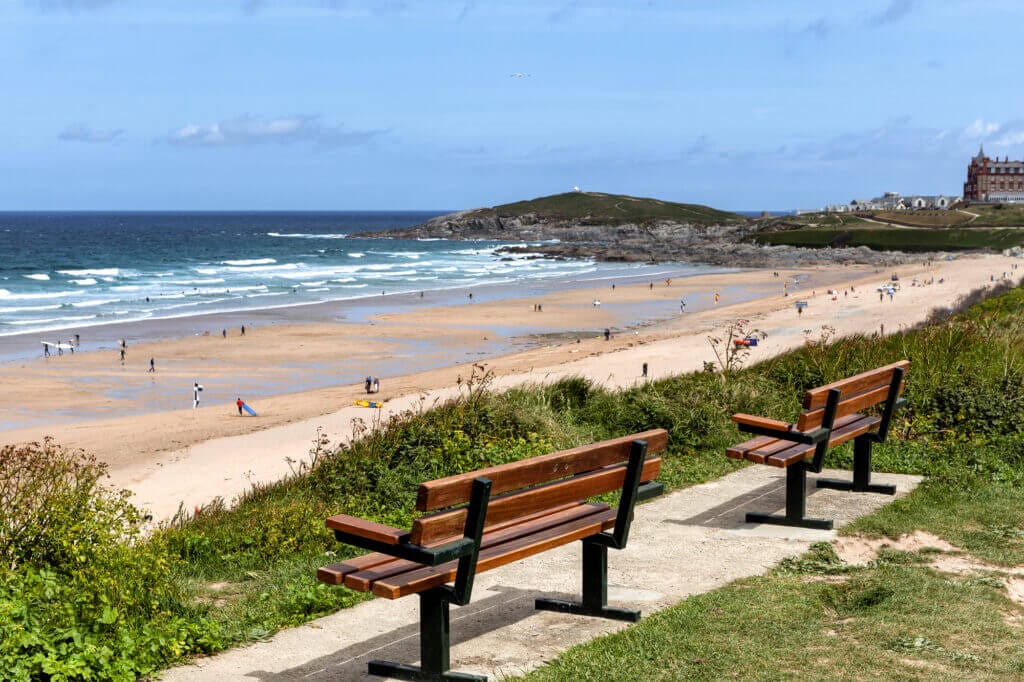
(2, 0), (1022, 210)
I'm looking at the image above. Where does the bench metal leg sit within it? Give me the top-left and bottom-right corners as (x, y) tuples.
(816, 436), (897, 495)
(535, 537), (641, 622)
(746, 464), (833, 530)
(368, 588), (486, 682)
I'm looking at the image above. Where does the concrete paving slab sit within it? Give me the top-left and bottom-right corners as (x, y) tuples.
(159, 466), (922, 682)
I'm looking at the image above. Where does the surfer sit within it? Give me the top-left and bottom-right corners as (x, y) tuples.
(237, 397), (244, 416)
(193, 381), (204, 409)
(120, 347), (125, 362)
(44, 343), (50, 358)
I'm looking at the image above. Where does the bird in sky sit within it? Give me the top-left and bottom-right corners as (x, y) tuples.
(510, 72), (530, 78)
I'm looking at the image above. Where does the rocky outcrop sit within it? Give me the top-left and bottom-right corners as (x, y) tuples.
(360, 210), (947, 267)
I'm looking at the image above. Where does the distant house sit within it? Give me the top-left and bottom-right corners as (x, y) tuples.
(825, 192), (956, 213)
(964, 145), (1024, 203)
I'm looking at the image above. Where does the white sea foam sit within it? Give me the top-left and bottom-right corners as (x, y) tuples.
(220, 258), (276, 266)
(72, 278), (98, 286)
(0, 291), (71, 301)
(11, 314), (96, 325)
(71, 299), (120, 308)
(194, 267), (219, 275)
(267, 232), (348, 239)
(224, 263), (299, 273)
(305, 287), (330, 292)
(167, 278), (225, 285)
(348, 252), (364, 258)
(330, 277), (356, 283)
(24, 273), (50, 281)
(0, 304), (62, 313)
(57, 268), (120, 277)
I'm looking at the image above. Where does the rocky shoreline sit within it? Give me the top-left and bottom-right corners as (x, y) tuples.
(360, 208), (951, 267)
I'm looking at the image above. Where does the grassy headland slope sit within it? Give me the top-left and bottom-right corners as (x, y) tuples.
(493, 191), (745, 226)
(751, 206), (1024, 252)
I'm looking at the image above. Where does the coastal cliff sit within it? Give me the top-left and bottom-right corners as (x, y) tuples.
(362, 192), (923, 266)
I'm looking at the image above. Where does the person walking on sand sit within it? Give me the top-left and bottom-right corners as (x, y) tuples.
(372, 377), (380, 393)
(148, 357), (155, 373)
(193, 381), (203, 409)
(240, 325), (246, 336)
(119, 347), (125, 363)
(604, 328), (611, 341)
(365, 376), (372, 394)
(237, 397), (244, 416)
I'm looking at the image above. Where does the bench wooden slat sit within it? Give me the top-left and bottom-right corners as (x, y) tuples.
(411, 457), (661, 545)
(726, 435), (776, 459)
(797, 381), (904, 431)
(344, 503), (611, 592)
(764, 415), (882, 467)
(737, 414), (872, 465)
(323, 515), (412, 545)
(317, 502), (587, 587)
(372, 507), (618, 599)
(802, 360), (909, 409)
(415, 429), (668, 511)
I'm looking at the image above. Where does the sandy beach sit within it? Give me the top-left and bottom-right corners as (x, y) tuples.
(0, 254), (1016, 519)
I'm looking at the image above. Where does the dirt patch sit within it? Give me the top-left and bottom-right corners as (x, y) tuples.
(1005, 578), (1024, 607)
(833, 531), (957, 566)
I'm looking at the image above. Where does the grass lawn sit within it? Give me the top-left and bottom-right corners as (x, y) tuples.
(750, 227), (1024, 251)
(522, 475), (1024, 681)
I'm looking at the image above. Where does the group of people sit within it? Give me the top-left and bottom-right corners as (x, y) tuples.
(42, 333), (80, 357)
(364, 376), (381, 394)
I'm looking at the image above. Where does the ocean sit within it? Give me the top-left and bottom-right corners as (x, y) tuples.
(0, 211), (721, 340)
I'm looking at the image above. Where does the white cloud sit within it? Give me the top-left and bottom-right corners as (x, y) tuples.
(168, 115), (384, 148)
(963, 119), (1001, 139)
(57, 123), (123, 143)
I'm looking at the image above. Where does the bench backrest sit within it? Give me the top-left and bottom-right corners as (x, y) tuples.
(409, 429), (668, 545)
(795, 360), (909, 432)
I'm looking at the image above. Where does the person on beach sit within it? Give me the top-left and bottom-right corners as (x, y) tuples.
(642, 362), (648, 378)
(44, 343), (50, 358)
(365, 376), (372, 394)
(604, 328), (611, 341)
(241, 325), (246, 336)
(58, 343), (62, 356)
(372, 377), (380, 393)
(119, 347), (125, 363)
(222, 329), (227, 338)
(148, 358), (155, 372)
(74, 334), (80, 347)
(237, 397), (244, 416)
(193, 381), (203, 409)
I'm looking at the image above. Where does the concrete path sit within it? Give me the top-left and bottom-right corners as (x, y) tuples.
(160, 466), (921, 681)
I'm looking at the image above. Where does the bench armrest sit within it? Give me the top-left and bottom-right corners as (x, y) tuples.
(325, 514), (411, 545)
(732, 413), (829, 445)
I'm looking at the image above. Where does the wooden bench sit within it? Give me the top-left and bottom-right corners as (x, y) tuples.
(317, 429), (668, 681)
(726, 361), (908, 530)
